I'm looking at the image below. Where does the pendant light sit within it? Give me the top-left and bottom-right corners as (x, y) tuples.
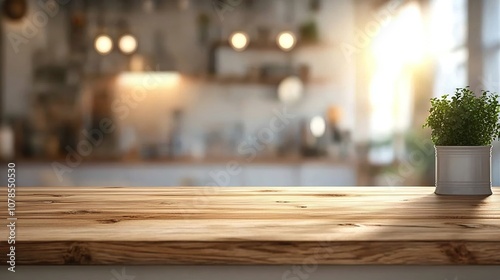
(117, 19), (138, 55)
(276, 1), (297, 51)
(277, 31), (296, 51)
(94, 35), (113, 55)
(94, 18), (113, 55)
(229, 32), (250, 51)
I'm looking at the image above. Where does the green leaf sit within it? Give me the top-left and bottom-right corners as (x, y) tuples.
(423, 88), (500, 145)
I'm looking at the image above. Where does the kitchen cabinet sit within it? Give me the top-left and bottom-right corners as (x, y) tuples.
(0, 161), (356, 187)
(125, 165), (245, 187)
(242, 165), (299, 186)
(300, 163), (356, 185)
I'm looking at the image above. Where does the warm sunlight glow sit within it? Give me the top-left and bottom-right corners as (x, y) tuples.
(371, 3), (425, 65)
(94, 35), (113, 55)
(429, 0), (466, 56)
(310, 116), (326, 138)
(399, 4), (425, 64)
(369, 72), (395, 138)
(117, 72), (181, 87)
(277, 31), (296, 51)
(119, 34), (138, 54)
(229, 32), (249, 51)
(369, 2), (422, 140)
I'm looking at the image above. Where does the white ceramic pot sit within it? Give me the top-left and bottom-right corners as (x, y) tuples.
(435, 146), (492, 195)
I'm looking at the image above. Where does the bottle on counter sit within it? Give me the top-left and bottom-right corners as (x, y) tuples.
(168, 109), (184, 159)
(0, 123), (14, 160)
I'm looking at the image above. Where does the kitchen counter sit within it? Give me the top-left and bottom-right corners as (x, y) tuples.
(1, 186), (499, 265)
(1, 156), (356, 165)
(0, 163), (357, 187)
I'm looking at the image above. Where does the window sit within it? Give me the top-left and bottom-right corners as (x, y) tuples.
(367, 1), (424, 164)
(429, 0), (468, 96)
(483, 0), (500, 91)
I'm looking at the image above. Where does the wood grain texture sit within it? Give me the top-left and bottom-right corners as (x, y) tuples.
(0, 186), (499, 265)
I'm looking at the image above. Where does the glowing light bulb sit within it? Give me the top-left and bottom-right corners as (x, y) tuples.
(278, 76), (303, 103)
(310, 116), (326, 137)
(277, 31), (296, 51)
(94, 35), (113, 55)
(119, 34), (138, 54)
(229, 32), (249, 51)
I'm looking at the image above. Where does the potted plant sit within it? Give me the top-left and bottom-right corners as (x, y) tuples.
(423, 87), (500, 195)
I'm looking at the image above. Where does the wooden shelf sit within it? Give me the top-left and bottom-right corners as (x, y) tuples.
(214, 41), (336, 52)
(183, 75), (333, 86)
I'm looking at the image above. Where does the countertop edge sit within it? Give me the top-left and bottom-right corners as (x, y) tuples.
(4, 240), (500, 265)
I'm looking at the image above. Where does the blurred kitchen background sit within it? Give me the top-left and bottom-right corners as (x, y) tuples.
(1, 0), (499, 187)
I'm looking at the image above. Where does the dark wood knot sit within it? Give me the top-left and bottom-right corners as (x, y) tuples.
(98, 218), (120, 224)
(64, 242), (92, 264)
(440, 242), (478, 264)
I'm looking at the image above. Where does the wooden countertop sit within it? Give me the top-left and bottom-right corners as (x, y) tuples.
(1, 186), (499, 265)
